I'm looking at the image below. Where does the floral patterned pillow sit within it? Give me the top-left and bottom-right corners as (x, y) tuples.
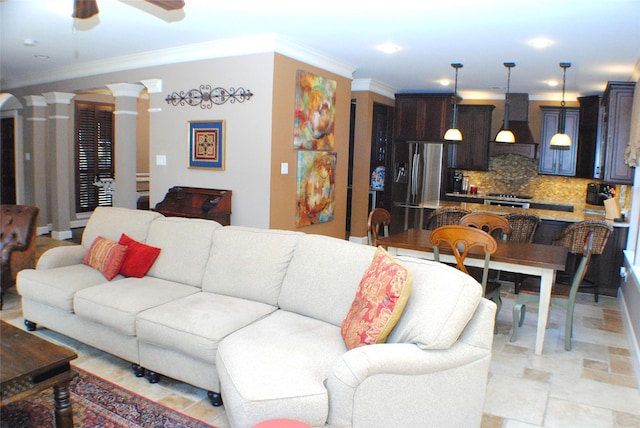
(82, 236), (128, 281)
(341, 247), (412, 350)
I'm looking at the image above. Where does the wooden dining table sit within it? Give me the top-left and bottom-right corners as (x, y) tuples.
(377, 229), (569, 355)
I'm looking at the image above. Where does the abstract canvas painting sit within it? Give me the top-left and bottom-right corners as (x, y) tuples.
(296, 151), (337, 227)
(293, 70), (337, 150)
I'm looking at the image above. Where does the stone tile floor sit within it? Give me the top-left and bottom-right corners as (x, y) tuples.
(2, 235), (639, 427)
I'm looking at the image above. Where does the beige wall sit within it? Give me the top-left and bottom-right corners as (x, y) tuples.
(269, 54), (353, 238)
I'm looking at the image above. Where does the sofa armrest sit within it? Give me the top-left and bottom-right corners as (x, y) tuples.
(325, 299), (495, 428)
(36, 245), (86, 269)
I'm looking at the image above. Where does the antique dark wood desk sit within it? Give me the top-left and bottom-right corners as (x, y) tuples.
(377, 229), (569, 355)
(1, 321), (78, 427)
(154, 186), (232, 225)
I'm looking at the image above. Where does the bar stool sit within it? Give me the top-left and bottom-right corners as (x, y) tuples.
(505, 213), (541, 293)
(551, 220), (613, 302)
(425, 207), (471, 230)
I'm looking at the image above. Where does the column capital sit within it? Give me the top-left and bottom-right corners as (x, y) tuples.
(140, 79), (163, 94)
(106, 83), (145, 98)
(43, 92), (75, 105)
(23, 95), (48, 107)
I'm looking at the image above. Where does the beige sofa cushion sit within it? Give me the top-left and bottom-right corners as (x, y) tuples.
(202, 227), (301, 305)
(145, 217), (221, 287)
(81, 206), (162, 249)
(17, 264), (118, 312)
(278, 234), (377, 326)
(386, 256), (482, 350)
(73, 277), (199, 336)
(217, 310), (346, 428)
(136, 292), (277, 363)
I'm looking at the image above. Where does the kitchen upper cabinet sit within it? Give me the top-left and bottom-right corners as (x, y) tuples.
(538, 106), (580, 176)
(394, 94), (451, 142)
(446, 104), (494, 170)
(600, 81), (635, 184)
(576, 95), (602, 178)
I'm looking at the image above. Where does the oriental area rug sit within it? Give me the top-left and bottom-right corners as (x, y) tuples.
(0, 367), (216, 428)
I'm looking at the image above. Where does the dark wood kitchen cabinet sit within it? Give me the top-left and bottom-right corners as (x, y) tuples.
(576, 95), (602, 179)
(538, 106), (580, 176)
(394, 94), (451, 142)
(600, 81), (635, 184)
(447, 104), (494, 170)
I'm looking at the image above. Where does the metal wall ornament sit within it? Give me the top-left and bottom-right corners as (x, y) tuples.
(165, 85), (253, 108)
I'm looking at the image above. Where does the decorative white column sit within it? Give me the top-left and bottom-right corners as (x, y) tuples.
(43, 92), (75, 240)
(106, 83), (145, 209)
(141, 78), (163, 208)
(23, 95), (49, 233)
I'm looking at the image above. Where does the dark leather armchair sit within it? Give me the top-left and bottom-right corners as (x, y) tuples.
(1, 205), (39, 309)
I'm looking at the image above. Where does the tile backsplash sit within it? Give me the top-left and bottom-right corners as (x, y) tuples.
(457, 154), (631, 212)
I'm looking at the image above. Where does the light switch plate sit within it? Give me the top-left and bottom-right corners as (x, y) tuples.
(156, 155), (167, 166)
(281, 162), (288, 174)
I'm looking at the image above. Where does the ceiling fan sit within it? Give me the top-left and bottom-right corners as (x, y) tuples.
(73, 0), (186, 20)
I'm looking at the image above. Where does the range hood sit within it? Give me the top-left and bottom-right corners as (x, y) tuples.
(490, 93), (538, 159)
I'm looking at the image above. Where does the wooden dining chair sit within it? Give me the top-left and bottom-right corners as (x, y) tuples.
(459, 212), (511, 241)
(424, 207), (471, 230)
(511, 232), (594, 351)
(367, 208), (392, 246)
(460, 212), (511, 285)
(429, 225), (502, 326)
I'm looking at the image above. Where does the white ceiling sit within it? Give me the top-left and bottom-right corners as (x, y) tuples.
(1, 0), (639, 101)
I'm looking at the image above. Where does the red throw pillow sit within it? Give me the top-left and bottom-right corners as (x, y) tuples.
(341, 247), (413, 350)
(83, 236), (128, 281)
(118, 233), (161, 278)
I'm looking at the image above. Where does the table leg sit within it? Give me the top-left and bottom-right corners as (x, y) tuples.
(535, 268), (555, 355)
(53, 381), (74, 428)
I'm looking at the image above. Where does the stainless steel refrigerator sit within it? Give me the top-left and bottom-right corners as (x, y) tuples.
(391, 142), (444, 231)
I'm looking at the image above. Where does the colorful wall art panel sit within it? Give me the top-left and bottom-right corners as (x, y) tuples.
(293, 70), (337, 150)
(296, 150), (337, 227)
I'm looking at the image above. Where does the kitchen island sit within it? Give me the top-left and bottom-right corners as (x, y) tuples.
(391, 199), (628, 298)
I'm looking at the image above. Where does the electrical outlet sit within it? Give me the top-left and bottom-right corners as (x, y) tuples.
(281, 162), (288, 174)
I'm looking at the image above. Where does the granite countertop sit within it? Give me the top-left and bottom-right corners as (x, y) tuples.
(396, 199), (629, 228)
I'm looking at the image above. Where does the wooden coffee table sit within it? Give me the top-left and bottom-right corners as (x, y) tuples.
(0, 321), (78, 427)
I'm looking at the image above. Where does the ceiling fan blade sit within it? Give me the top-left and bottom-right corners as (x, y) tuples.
(143, 0), (185, 11)
(72, 0), (100, 19)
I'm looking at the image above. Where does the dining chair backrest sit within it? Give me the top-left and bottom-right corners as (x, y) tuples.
(425, 207), (471, 230)
(429, 225), (497, 293)
(367, 207), (392, 246)
(505, 213), (540, 243)
(459, 212), (511, 241)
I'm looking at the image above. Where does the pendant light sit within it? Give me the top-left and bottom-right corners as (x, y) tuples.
(550, 62), (572, 147)
(444, 63), (463, 142)
(495, 62), (516, 143)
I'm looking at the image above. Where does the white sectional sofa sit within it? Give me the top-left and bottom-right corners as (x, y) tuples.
(17, 206), (496, 428)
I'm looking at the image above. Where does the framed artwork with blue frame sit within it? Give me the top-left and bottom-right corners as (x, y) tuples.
(188, 120), (225, 170)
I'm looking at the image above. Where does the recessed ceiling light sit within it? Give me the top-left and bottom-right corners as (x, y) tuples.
(439, 79), (450, 86)
(546, 80), (559, 87)
(376, 43), (401, 54)
(34, 55), (50, 60)
(528, 38), (553, 48)
(23, 39), (38, 47)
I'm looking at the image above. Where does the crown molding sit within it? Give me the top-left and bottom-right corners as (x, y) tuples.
(351, 79), (396, 99)
(2, 34), (356, 90)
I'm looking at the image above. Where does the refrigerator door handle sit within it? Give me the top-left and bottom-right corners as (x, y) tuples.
(411, 153), (420, 199)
